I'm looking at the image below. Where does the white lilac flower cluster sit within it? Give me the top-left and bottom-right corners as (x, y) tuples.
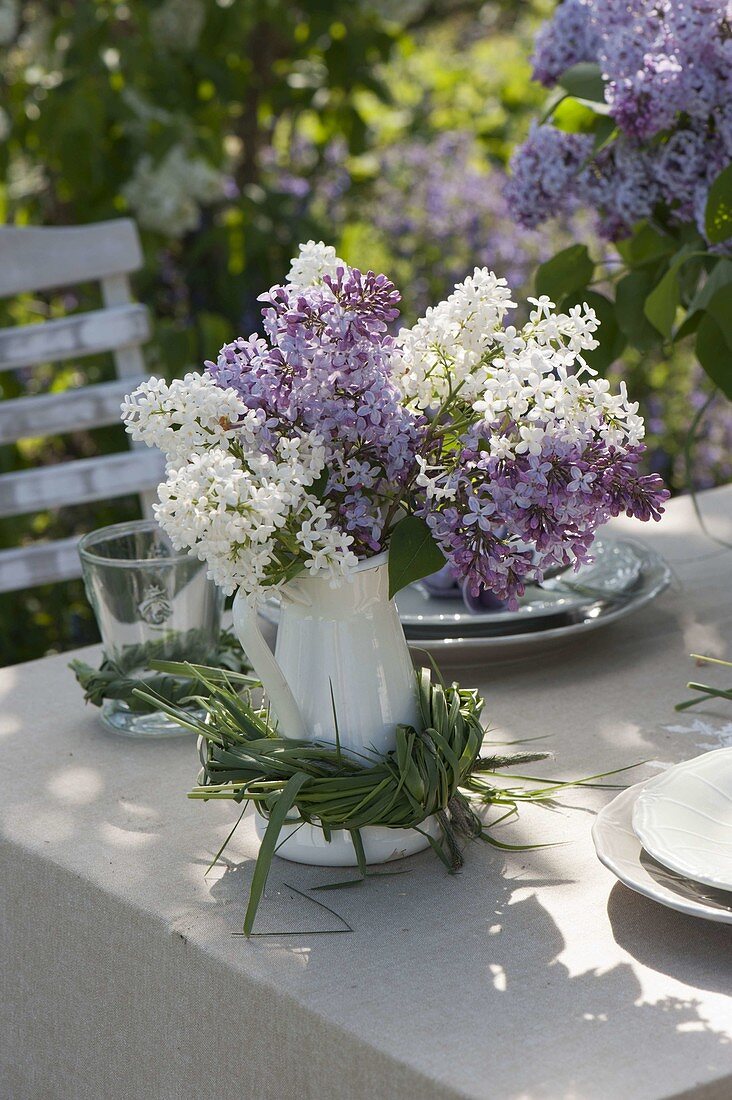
(285, 240), (344, 287)
(121, 370), (358, 597)
(123, 245), (667, 606)
(396, 269), (517, 405)
(122, 146), (225, 238)
(398, 269), (644, 463)
(121, 372), (246, 468)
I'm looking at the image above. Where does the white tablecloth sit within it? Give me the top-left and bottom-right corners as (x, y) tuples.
(2, 487), (732, 1100)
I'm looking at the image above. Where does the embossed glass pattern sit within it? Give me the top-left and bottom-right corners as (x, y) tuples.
(79, 520), (223, 737)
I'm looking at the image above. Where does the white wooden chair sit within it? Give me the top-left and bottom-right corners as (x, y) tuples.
(0, 219), (165, 593)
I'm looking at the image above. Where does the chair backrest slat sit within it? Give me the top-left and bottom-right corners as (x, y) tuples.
(0, 376), (146, 445)
(0, 218), (161, 595)
(0, 536), (84, 593)
(101, 273), (150, 381)
(0, 450), (165, 519)
(0, 220), (144, 297)
(0, 304), (150, 372)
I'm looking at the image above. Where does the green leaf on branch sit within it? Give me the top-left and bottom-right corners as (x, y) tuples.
(560, 290), (625, 372)
(388, 515), (445, 599)
(706, 283), (732, 351)
(705, 163), (732, 244)
(616, 222), (676, 267)
(676, 261), (732, 341)
(615, 270), (664, 352)
(591, 118), (618, 153)
(695, 314), (732, 400)
(552, 97), (598, 133)
(644, 266), (680, 338)
(643, 245), (712, 337)
(552, 97), (610, 135)
(535, 245), (594, 302)
(557, 62), (606, 103)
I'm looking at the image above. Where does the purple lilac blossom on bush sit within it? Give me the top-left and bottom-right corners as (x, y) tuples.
(507, 0), (732, 242)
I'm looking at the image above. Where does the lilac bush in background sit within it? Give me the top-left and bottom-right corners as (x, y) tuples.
(506, 0), (732, 497)
(263, 130), (571, 320)
(508, 0), (732, 243)
(368, 132), (571, 318)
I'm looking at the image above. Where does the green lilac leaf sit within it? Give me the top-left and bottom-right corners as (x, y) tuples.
(644, 266), (680, 338)
(535, 244), (594, 302)
(705, 283), (732, 350)
(615, 270), (664, 351)
(676, 259), (732, 341)
(557, 62), (606, 103)
(705, 162), (732, 244)
(616, 222), (676, 267)
(695, 314), (732, 400)
(387, 515), (446, 599)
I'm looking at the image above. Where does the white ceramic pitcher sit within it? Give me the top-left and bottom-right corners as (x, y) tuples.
(232, 551), (438, 865)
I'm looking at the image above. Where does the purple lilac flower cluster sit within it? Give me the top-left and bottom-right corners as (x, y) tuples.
(507, 0), (732, 241)
(419, 434), (667, 607)
(207, 265), (422, 555)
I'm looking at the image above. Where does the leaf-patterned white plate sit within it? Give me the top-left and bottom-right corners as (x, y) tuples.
(632, 749), (732, 891)
(593, 781), (732, 925)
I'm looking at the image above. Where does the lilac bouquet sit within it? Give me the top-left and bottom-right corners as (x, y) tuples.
(122, 243), (668, 606)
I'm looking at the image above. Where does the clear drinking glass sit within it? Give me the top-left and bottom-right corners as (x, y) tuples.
(78, 520), (224, 738)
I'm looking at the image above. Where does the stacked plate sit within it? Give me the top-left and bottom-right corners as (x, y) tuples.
(261, 535), (671, 661)
(592, 748), (732, 924)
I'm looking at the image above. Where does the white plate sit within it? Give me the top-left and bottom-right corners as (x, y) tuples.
(592, 781), (732, 925)
(405, 542), (669, 658)
(632, 749), (732, 891)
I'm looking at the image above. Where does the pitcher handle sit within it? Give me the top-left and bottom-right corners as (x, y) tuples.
(232, 590), (308, 740)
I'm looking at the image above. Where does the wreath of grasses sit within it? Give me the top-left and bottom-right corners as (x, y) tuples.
(134, 660), (623, 936)
(70, 630), (250, 713)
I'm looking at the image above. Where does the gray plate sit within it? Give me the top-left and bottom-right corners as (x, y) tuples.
(403, 535), (643, 629)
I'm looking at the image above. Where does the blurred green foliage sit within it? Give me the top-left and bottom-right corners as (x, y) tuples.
(0, 0), (539, 664)
(0, 1), (724, 664)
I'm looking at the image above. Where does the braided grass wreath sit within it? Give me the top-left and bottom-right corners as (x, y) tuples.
(70, 629), (251, 714)
(134, 661), (619, 936)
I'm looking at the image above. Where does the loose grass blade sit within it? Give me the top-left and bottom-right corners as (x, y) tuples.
(243, 772), (309, 937)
